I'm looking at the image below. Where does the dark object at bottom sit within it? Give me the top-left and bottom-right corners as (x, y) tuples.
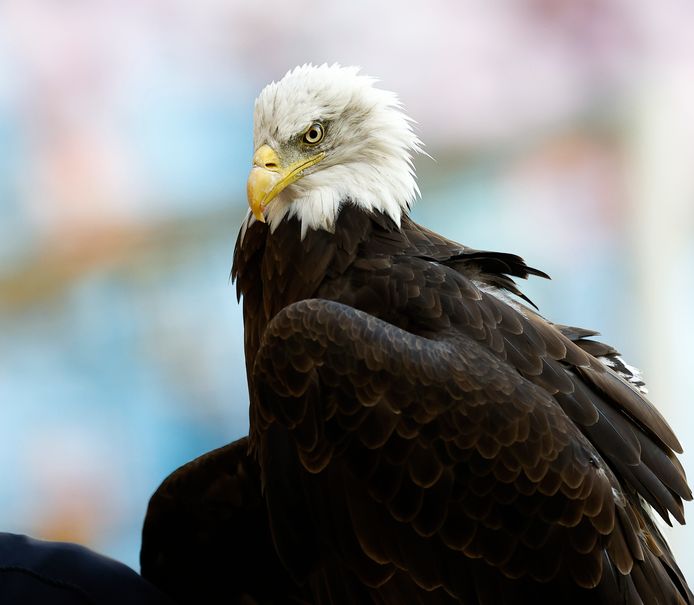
(0, 532), (172, 604)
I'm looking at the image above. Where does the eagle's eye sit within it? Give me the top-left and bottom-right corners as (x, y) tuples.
(303, 123), (324, 145)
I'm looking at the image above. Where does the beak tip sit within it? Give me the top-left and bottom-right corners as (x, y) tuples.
(252, 208), (266, 223)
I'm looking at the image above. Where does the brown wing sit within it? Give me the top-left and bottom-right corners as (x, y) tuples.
(318, 248), (690, 527)
(252, 298), (692, 605)
(140, 438), (311, 605)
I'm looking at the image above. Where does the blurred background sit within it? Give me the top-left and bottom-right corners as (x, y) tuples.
(1, 0), (693, 581)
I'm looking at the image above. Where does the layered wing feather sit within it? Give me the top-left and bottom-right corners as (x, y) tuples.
(253, 291), (691, 604)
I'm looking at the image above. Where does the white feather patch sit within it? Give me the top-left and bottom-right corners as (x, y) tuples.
(252, 64), (424, 237)
(473, 280), (530, 318)
(598, 355), (649, 394)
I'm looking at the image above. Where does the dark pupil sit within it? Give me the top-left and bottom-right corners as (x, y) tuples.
(309, 128), (319, 140)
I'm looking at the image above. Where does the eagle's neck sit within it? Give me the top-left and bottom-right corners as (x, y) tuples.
(232, 205), (396, 386)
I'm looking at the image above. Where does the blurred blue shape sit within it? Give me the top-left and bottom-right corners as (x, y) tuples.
(128, 91), (252, 218)
(0, 226), (249, 569)
(0, 106), (32, 271)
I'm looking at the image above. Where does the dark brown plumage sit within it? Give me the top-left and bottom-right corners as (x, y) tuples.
(239, 206), (694, 601)
(142, 205), (692, 604)
(141, 438), (311, 604)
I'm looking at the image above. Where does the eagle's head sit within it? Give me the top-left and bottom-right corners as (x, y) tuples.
(246, 64), (423, 238)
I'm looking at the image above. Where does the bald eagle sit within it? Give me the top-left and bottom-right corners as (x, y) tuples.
(142, 64), (692, 604)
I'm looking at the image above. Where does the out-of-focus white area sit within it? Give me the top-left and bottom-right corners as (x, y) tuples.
(0, 0), (692, 580)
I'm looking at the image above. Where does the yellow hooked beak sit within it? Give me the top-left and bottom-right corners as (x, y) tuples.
(246, 145), (325, 222)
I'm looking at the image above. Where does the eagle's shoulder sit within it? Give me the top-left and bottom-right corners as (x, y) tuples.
(321, 209), (547, 331)
(359, 212), (549, 307)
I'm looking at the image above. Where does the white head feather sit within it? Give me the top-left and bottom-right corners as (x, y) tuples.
(249, 64), (423, 238)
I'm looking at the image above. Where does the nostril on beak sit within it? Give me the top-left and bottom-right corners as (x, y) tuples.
(253, 145), (282, 172)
